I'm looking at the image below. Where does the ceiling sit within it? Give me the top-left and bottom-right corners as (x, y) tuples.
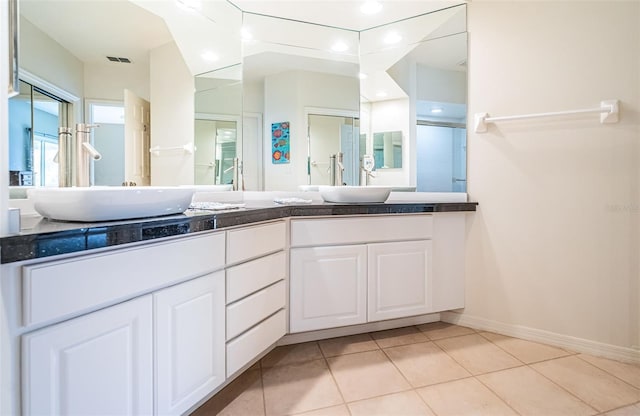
(20, 0), (173, 65)
(20, 0), (466, 108)
(231, 0), (465, 32)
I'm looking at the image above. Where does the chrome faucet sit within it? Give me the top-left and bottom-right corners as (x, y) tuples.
(75, 123), (102, 187)
(57, 127), (73, 187)
(329, 152), (345, 186)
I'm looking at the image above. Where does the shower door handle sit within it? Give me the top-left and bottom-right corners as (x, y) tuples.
(7, 0), (19, 97)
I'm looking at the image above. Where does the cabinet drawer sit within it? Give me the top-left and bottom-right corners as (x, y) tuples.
(227, 221), (286, 264)
(226, 309), (286, 377)
(23, 232), (225, 328)
(291, 215), (433, 247)
(226, 251), (286, 303)
(227, 280), (285, 340)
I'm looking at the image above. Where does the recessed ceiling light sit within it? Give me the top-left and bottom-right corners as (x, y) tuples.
(241, 27), (253, 41)
(331, 41), (349, 52)
(201, 51), (219, 62)
(384, 31), (402, 45)
(376, 91), (388, 98)
(431, 107), (443, 114)
(360, 1), (382, 15)
(358, 73), (368, 80)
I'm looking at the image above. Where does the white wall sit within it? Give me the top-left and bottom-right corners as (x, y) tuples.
(416, 66), (466, 105)
(19, 17), (83, 100)
(463, 1), (640, 357)
(84, 62), (150, 102)
(263, 70), (359, 190)
(149, 41), (194, 186)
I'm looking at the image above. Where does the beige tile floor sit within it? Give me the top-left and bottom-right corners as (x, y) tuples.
(192, 323), (640, 416)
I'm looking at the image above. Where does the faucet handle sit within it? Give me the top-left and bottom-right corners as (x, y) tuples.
(76, 123), (100, 132)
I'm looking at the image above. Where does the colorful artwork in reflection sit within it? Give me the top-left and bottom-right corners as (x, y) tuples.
(271, 122), (290, 164)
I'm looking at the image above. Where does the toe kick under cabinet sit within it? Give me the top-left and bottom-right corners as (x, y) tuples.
(289, 213), (466, 333)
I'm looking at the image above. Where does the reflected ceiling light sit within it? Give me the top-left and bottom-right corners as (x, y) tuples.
(176, 0), (201, 11)
(360, 1), (382, 15)
(358, 72), (368, 80)
(431, 107), (444, 114)
(376, 91), (388, 98)
(201, 51), (219, 62)
(383, 31), (402, 45)
(241, 27), (253, 41)
(331, 41), (349, 52)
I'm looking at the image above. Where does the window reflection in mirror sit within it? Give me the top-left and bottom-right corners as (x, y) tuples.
(89, 102), (125, 186)
(373, 131), (402, 169)
(9, 80), (70, 188)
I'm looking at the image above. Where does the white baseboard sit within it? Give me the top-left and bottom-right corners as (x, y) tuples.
(441, 311), (640, 364)
(279, 313), (441, 345)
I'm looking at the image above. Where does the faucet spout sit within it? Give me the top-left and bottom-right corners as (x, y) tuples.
(82, 142), (102, 161)
(75, 123), (101, 187)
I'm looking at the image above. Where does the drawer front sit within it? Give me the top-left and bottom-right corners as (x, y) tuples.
(226, 309), (286, 377)
(226, 251), (286, 303)
(227, 221), (286, 265)
(291, 215), (433, 247)
(23, 232), (225, 328)
(227, 280), (285, 340)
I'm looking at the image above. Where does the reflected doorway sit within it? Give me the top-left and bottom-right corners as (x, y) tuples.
(307, 112), (360, 186)
(88, 101), (125, 186)
(416, 124), (467, 192)
(194, 115), (238, 186)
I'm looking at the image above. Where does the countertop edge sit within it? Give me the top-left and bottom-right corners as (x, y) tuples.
(1, 202), (478, 264)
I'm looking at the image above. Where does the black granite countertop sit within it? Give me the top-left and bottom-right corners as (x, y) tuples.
(0, 201), (477, 264)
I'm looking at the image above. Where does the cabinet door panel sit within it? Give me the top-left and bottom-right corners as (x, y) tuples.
(368, 240), (432, 321)
(155, 272), (226, 416)
(22, 296), (153, 416)
(290, 246), (367, 332)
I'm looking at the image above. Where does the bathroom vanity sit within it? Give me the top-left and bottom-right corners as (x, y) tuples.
(0, 200), (476, 415)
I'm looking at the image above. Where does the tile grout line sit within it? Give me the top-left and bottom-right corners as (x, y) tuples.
(424, 327), (525, 416)
(525, 361), (601, 414)
(444, 326), (600, 414)
(375, 324), (474, 416)
(573, 354), (640, 392)
(317, 340), (352, 415)
(259, 360), (268, 416)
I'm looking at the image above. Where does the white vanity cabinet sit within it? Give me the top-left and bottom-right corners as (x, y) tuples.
(225, 221), (288, 377)
(14, 231), (227, 416)
(22, 296), (154, 415)
(367, 240), (433, 322)
(154, 271), (226, 416)
(290, 213), (464, 333)
(290, 245), (367, 332)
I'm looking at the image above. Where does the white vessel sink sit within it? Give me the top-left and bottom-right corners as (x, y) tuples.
(28, 186), (196, 222)
(318, 186), (392, 203)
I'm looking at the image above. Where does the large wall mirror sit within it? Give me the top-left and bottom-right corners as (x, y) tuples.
(9, 0), (241, 193)
(8, 0), (466, 195)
